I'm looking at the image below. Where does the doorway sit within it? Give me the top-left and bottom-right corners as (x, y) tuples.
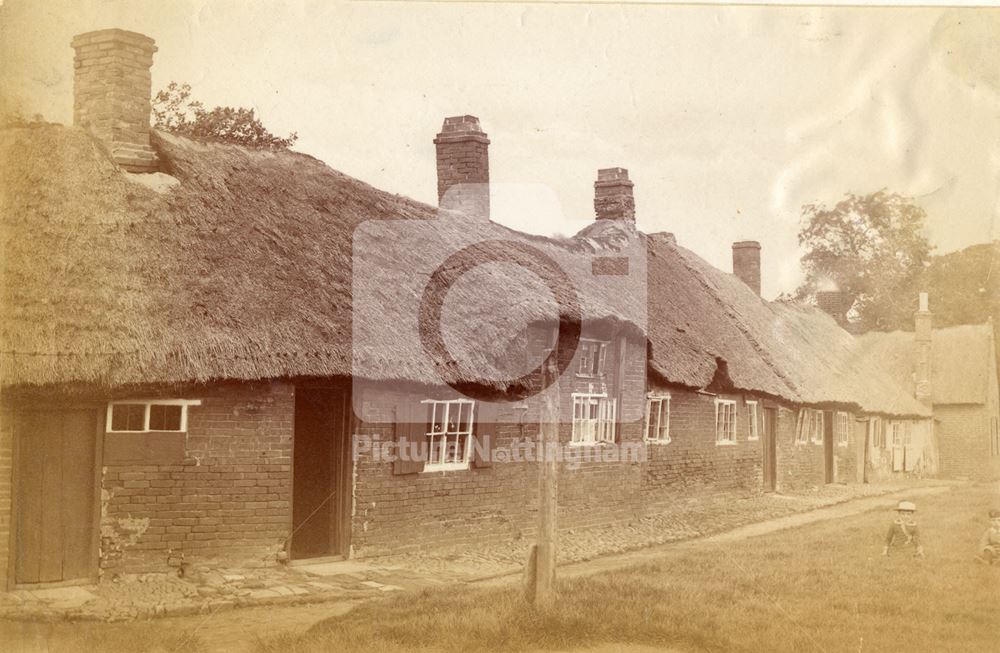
(762, 407), (777, 491)
(291, 386), (352, 560)
(823, 410), (835, 483)
(14, 407), (100, 586)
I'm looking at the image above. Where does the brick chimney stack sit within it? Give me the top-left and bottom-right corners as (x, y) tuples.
(816, 290), (852, 327)
(594, 168), (635, 222)
(732, 241), (761, 296)
(434, 115), (490, 220)
(914, 292), (933, 404)
(72, 29), (158, 173)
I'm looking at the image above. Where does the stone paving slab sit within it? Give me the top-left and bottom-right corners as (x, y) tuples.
(294, 560), (376, 576)
(27, 587), (96, 603)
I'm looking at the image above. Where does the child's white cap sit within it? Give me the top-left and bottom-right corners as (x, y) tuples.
(896, 500), (916, 512)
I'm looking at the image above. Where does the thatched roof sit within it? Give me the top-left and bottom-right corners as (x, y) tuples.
(854, 323), (995, 405)
(0, 123), (928, 417)
(0, 124), (644, 390)
(643, 235), (930, 417)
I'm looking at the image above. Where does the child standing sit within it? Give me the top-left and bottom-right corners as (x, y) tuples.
(976, 509), (1000, 564)
(882, 500), (925, 558)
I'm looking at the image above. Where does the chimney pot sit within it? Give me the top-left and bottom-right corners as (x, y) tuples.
(434, 115), (490, 220)
(72, 29), (158, 173)
(594, 167), (635, 222)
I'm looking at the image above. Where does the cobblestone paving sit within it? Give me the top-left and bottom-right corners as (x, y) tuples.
(377, 481), (950, 578)
(0, 560), (446, 623)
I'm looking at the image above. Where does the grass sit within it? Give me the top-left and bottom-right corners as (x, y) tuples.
(0, 618), (206, 653)
(256, 483), (1000, 653)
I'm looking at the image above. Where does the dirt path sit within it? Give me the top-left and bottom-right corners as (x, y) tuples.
(473, 483), (957, 584)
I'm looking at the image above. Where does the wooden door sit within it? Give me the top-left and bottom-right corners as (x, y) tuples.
(15, 408), (98, 585)
(291, 386), (352, 560)
(762, 407), (777, 491)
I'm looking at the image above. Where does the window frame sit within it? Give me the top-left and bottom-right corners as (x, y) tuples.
(835, 411), (850, 447)
(571, 392), (617, 445)
(105, 399), (201, 433)
(795, 409), (808, 444)
(746, 400), (759, 441)
(644, 394), (671, 443)
(576, 338), (609, 379)
(422, 398), (475, 472)
(809, 410), (825, 445)
(715, 398), (737, 445)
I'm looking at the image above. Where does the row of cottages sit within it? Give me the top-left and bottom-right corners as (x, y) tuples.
(853, 312), (1000, 481)
(0, 29), (932, 589)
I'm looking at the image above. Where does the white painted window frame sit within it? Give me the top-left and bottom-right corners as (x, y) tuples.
(422, 398), (475, 472)
(835, 411), (850, 447)
(795, 409), (808, 444)
(576, 338), (609, 379)
(715, 399), (737, 445)
(809, 409), (825, 445)
(571, 392), (617, 445)
(644, 394), (671, 443)
(106, 399), (202, 433)
(746, 400), (759, 441)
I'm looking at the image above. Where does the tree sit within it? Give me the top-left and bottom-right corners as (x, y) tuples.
(796, 190), (932, 331)
(151, 82), (297, 149)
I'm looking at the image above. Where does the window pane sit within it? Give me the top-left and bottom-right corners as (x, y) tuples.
(149, 404), (182, 431)
(111, 404), (146, 431)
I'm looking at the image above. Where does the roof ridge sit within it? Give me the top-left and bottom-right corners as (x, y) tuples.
(669, 243), (800, 399)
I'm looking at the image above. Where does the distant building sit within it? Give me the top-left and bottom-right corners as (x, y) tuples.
(855, 301), (1000, 481)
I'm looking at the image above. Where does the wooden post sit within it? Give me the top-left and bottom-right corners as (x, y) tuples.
(528, 329), (559, 606)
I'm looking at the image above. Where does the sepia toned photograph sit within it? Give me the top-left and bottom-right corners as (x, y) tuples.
(1, 1), (998, 651)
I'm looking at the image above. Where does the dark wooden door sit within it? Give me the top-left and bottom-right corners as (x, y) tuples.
(15, 408), (98, 585)
(292, 387), (352, 559)
(823, 411), (835, 483)
(762, 407), (777, 491)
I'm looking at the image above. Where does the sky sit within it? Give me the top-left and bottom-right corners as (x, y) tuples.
(2, 1), (999, 299)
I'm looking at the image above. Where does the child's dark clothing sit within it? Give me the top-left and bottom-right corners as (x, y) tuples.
(884, 517), (923, 556)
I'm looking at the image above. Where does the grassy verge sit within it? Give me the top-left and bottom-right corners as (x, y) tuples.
(256, 483), (1000, 653)
(0, 618), (205, 653)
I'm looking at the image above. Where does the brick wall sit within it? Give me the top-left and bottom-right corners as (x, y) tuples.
(775, 406), (825, 490)
(100, 381), (293, 575)
(0, 401), (13, 589)
(935, 404), (997, 480)
(642, 387), (763, 508)
(349, 327), (648, 557)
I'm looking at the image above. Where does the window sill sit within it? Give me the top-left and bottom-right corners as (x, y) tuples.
(715, 440), (738, 446)
(568, 441), (615, 447)
(421, 464), (470, 473)
(645, 438), (671, 445)
(747, 437), (759, 442)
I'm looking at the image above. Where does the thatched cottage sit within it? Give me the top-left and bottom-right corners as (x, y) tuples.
(855, 311), (1000, 481)
(0, 29), (936, 589)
